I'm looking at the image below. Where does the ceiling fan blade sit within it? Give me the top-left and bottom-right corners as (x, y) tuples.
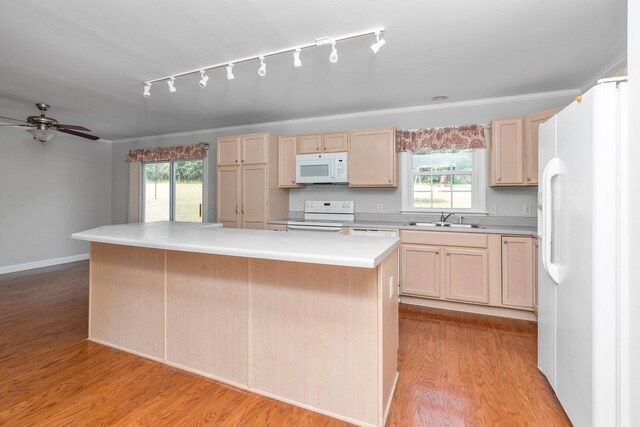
(56, 124), (91, 132)
(58, 128), (100, 141)
(0, 124), (32, 127)
(0, 115), (28, 124)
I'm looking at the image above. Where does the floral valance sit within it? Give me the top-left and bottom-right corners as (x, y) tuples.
(396, 124), (486, 152)
(127, 142), (208, 162)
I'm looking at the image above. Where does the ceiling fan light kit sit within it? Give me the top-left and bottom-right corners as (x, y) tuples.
(27, 127), (57, 144)
(142, 27), (385, 97)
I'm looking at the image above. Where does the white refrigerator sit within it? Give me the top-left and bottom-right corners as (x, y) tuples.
(537, 77), (628, 426)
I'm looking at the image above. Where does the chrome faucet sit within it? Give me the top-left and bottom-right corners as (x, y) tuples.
(440, 211), (454, 223)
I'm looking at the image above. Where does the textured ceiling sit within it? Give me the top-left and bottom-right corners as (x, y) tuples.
(0, 0), (627, 140)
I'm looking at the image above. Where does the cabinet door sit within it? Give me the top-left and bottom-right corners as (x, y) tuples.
(241, 164), (267, 229)
(444, 248), (489, 304)
(348, 128), (397, 187)
(501, 236), (533, 308)
(297, 134), (322, 154)
(400, 244), (441, 298)
(242, 134), (268, 165)
(491, 118), (524, 185)
(322, 131), (349, 152)
(278, 136), (299, 188)
(217, 136), (241, 166)
(533, 238), (539, 314)
(524, 108), (562, 185)
(217, 166), (240, 227)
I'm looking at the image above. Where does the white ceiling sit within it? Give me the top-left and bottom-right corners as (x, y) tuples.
(0, 0), (626, 141)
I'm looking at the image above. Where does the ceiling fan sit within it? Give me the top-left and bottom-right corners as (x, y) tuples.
(0, 103), (99, 143)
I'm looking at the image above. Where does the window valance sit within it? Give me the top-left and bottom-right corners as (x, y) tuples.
(396, 124), (486, 152)
(127, 142), (208, 162)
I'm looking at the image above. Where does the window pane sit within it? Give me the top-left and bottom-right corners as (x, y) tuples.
(412, 149), (473, 173)
(432, 185), (452, 208)
(144, 163), (170, 221)
(175, 160), (203, 222)
(452, 192), (472, 208)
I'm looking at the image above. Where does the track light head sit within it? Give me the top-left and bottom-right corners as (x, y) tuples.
(198, 70), (209, 87)
(370, 31), (386, 53)
(293, 49), (302, 68)
(143, 83), (151, 98)
(167, 77), (176, 93)
(226, 64), (235, 80)
(257, 57), (267, 77)
(329, 41), (338, 63)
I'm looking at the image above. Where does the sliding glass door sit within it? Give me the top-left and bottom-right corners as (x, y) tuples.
(143, 160), (204, 222)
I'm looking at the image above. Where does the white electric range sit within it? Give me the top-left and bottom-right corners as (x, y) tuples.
(286, 200), (355, 232)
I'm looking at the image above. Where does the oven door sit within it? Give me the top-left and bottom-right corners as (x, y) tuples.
(295, 158), (334, 183)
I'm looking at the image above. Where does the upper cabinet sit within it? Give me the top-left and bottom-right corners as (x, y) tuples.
(490, 107), (563, 187)
(348, 127), (398, 187)
(278, 136), (300, 188)
(217, 136), (241, 165)
(297, 132), (349, 154)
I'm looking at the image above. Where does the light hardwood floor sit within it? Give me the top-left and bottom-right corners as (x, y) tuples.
(0, 261), (571, 426)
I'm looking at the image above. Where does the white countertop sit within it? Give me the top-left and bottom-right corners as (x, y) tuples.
(72, 222), (399, 269)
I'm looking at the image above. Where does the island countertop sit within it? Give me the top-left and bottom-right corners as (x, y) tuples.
(72, 221), (399, 269)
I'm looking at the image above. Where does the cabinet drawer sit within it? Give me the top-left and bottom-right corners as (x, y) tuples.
(400, 230), (488, 248)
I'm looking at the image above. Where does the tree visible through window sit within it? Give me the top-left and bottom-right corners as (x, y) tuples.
(411, 149), (474, 209)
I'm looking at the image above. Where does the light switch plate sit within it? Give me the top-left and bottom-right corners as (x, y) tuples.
(523, 204), (532, 216)
(377, 203), (384, 212)
(489, 204), (497, 215)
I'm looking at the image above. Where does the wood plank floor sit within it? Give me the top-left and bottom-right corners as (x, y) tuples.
(0, 261), (571, 426)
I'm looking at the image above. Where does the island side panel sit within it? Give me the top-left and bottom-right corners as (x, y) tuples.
(378, 248), (399, 425)
(250, 259), (379, 426)
(165, 251), (249, 385)
(89, 242), (165, 359)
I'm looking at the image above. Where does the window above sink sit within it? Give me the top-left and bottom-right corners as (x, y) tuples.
(401, 150), (487, 214)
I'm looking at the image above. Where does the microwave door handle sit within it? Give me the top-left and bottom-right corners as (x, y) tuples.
(329, 161), (335, 178)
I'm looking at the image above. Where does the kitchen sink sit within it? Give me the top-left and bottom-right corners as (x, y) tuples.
(410, 222), (481, 229)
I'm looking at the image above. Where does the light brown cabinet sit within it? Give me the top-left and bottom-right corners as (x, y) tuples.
(348, 127), (397, 187)
(501, 236), (534, 308)
(400, 231), (491, 306)
(278, 136), (300, 188)
(400, 244), (441, 298)
(490, 107), (563, 187)
(216, 133), (288, 229)
(444, 248), (489, 304)
(296, 132), (349, 154)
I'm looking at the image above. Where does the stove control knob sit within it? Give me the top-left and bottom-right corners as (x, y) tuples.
(342, 203), (347, 208)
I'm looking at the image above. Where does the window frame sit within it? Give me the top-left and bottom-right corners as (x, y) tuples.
(141, 158), (208, 222)
(401, 149), (487, 214)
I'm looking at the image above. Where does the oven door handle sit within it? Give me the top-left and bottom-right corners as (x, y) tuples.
(287, 225), (343, 232)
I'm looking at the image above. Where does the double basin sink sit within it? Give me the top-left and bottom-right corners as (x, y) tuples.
(409, 222), (482, 229)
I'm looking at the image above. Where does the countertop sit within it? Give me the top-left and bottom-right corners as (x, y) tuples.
(269, 219), (538, 237)
(72, 221), (399, 269)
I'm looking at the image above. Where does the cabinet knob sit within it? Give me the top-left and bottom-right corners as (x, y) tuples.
(241, 159), (245, 163)
(292, 180), (295, 184)
(504, 240), (508, 244)
(527, 177), (531, 181)
(235, 160), (238, 163)
(435, 250), (440, 254)
(235, 207), (238, 214)
(388, 179), (392, 183)
(497, 178), (502, 182)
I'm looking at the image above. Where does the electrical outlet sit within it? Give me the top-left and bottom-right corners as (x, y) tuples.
(389, 276), (394, 299)
(377, 203), (384, 212)
(489, 204), (497, 215)
(523, 204), (532, 216)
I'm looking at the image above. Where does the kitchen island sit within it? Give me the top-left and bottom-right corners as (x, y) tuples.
(72, 222), (400, 427)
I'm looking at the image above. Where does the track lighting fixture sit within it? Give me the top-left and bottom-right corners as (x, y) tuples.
(370, 31), (386, 53)
(293, 49), (302, 67)
(198, 70), (209, 87)
(142, 27), (385, 96)
(329, 41), (338, 63)
(257, 57), (267, 77)
(167, 77), (176, 93)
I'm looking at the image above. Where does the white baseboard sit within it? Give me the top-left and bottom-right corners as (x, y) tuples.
(0, 253), (89, 275)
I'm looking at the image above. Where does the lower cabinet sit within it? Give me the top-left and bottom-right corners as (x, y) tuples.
(399, 230), (537, 314)
(401, 245), (441, 298)
(444, 248), (489, 304)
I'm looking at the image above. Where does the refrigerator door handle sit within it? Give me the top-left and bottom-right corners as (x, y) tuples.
(542, 157), (560, 283)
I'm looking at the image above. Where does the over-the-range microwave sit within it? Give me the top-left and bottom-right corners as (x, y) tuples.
(295, 152), (348, 184)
